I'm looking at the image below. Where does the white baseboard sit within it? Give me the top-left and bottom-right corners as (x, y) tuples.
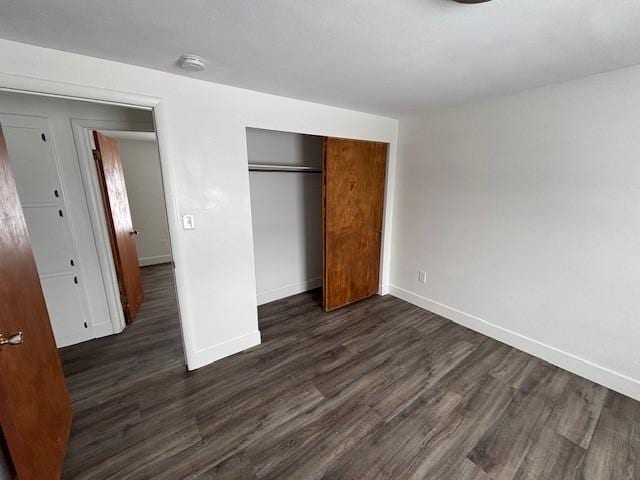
(139, 254), (172, 267)
(379, 284), (390, 295)
(257, 277), (322, 305)
(188, 330), (261, 371)
(389, 285), (640, 401)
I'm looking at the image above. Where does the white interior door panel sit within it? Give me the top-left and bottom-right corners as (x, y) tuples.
(0, 114), (93, 346)
(2, 125), (58, 204)
(22, 205), (74, 275)
(40, 274), (89, 347)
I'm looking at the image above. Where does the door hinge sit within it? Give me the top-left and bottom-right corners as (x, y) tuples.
(41, 133), (46, 142)
(73, 276), (79, 284)
(92, 149), (101, 161)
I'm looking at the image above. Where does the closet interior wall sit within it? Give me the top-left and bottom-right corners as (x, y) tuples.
(247, 128), (323, 305)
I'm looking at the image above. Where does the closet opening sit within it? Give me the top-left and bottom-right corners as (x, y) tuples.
(247, 127), (389, 314)
(247, 128), (324, 307)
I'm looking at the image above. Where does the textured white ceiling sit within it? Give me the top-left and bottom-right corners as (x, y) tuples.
(1, 0), (640, 116)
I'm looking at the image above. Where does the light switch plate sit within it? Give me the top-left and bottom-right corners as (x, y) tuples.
(182, 214), (195, 230)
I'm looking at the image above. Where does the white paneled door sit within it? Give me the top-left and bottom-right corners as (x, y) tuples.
(0, 114), (93, 346)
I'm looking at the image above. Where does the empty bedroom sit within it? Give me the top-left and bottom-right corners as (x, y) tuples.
(1, 1), (639, 479)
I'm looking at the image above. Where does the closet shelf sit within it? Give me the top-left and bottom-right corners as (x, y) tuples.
(248, 163), (322, 173)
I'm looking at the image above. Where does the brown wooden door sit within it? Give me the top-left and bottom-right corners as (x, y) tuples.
(323, 137), (387, 311)
(93, 131), (143, 323)
(0, 126), (73, 479)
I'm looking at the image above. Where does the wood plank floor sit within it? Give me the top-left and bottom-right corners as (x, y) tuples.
(60, 264), (639, 479)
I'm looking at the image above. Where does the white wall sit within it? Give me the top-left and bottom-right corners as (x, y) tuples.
(391, 63), (640, 400)
(247, 128), (323, 304)
(0, 39), (399, 369)
(0, 91), (153, 345)
(117, 138), (172, 266)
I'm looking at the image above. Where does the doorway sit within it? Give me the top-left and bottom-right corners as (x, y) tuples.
(0, 90), (185, 477)
(0, 91), (181, 350)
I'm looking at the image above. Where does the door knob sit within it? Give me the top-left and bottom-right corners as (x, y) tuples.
(130, 230), (139, 236)
(0, 332), (23, 346)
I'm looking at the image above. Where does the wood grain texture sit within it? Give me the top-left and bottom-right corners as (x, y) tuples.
(323, 137), (387, 311)
(546, 376), (608, 449)
(0, 126), (72, 479)
(93, 131), (143, 322)
(60, 264), (639, 479)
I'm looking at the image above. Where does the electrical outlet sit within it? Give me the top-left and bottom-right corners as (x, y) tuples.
(418, 271), (427, 284)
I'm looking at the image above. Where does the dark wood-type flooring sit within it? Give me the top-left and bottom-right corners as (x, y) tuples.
(60, 264), (639, 479)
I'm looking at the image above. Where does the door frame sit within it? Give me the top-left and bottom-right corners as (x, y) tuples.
(242, 125), (393, 299)
(0, 81), (192, 367)
(71, 120), (155, 334)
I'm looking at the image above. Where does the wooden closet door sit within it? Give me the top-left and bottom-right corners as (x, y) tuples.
(323, 137), (387, 311)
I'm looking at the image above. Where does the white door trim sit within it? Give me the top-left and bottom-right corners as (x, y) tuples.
(71, 119), (154, 335)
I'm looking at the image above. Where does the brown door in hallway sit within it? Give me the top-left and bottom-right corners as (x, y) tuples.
(93, 131), (144, 323)
(323, 137), (387, 312)
(0, 125), (73, 479)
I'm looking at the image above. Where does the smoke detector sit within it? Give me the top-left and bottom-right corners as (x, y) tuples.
(178, 54), (206, 72)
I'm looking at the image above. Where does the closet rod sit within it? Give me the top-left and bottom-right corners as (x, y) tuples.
(248, 163), (322, 173)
